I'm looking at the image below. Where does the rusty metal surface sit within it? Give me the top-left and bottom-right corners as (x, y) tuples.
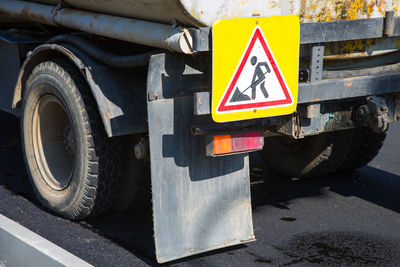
(0, 0), (55, 26)
(147, 53), (254, 263)
(194, 92), (211, 116)
(299, 0), (400, 22)
(0, 0), (194, 54)
(29, 0), (299, 27)
(28, 0), (400, 27)
(3, 0), (400, 56)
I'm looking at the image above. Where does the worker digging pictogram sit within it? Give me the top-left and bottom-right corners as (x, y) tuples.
(231, 56), (271, 102)
(217, 26), (294, 113)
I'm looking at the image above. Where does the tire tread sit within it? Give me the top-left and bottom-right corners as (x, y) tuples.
(23, 60), (121, 219)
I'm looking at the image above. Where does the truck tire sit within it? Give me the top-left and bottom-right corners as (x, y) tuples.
(336, 127), (387, 172)
(21, 60), (121, 220)
(260, 131), (353, 178)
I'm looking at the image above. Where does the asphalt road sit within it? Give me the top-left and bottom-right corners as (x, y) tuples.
(0, 110), (400, 266)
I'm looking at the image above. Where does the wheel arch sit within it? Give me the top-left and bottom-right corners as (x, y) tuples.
(13, 43), (148, 137)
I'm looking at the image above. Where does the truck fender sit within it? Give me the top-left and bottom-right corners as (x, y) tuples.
(12, 43), (147, 137)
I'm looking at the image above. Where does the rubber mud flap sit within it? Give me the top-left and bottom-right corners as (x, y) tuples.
(147, 53), (255, 263)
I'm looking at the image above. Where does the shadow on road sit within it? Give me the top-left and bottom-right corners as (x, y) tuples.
(1, 110), (400, 265)
(250, 156), (400, 215)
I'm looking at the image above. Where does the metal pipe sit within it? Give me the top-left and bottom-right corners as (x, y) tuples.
(0, 0), (194, 54)
(0, 0), (56, 26)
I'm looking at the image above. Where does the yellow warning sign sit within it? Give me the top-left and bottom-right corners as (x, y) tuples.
(212, 16), (300, 123)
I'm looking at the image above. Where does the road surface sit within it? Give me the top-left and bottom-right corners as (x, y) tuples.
(0, 111), (400, 266)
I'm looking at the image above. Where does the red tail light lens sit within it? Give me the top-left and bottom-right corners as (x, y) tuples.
(207, 131), (264, 156)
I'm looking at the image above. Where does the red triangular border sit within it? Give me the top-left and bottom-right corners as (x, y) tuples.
(217, 27), (293, 113)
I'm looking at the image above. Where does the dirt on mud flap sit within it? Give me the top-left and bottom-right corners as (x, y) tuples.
(146, 53), (255, 263)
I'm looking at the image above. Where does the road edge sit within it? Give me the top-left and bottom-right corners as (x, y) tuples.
(0, 213), (92, 267)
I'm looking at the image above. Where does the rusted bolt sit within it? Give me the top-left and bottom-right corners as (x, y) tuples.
(134, 139), (149, 160)
(191, 127), (201, 135)
(153, 93), (159, 100)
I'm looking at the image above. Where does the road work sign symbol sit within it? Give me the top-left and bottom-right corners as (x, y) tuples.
(212, 16), (300, 123)
(217, 26), (293, 113)
(230, 55), (271, 103)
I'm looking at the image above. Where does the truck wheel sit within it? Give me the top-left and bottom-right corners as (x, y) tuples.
(21, 60), (121, 220)
(336, 127), (387, 172)
(260, 131), (352, 178)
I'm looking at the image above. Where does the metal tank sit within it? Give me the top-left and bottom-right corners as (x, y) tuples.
(29, 0), (297, 26)
(29, 0), (400, 26)
(4, 0), (400, 54)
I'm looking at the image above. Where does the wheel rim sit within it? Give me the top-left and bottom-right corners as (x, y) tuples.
(32, 95), (75, 191)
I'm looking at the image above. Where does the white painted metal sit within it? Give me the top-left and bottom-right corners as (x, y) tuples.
(29, 0), (300, 27)
(30, 0), (400, 26)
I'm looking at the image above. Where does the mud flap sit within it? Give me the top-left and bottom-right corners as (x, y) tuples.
(147, 53), (255, 263)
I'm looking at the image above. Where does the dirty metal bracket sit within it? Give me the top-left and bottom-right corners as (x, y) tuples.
(383, 12), (400, 37)
(356, 96), (389, 133)
(384, 11), (395, 36)
(146, 53), (254, 263)
(298, 72), (400, 103)
(310, 45), (324, 83)
(300, 18), (384, 44)
(189, 71), (400, 115)
(190, 27), (211, 52)
(194, 92), (211, 116)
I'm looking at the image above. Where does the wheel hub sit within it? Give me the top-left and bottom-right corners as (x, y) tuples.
(32, 95), (75, 191)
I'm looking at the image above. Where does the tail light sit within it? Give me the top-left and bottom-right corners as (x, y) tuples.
(206, 131), (264, 156)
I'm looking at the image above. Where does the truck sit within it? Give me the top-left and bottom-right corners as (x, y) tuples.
(0, 0), (399, 263)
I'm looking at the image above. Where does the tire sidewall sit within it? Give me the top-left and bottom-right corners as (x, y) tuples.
(262, 131), (352, 177)
(22, 63), (89, 215)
